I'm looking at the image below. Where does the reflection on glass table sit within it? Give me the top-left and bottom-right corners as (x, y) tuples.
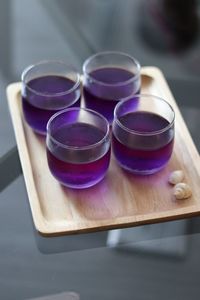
(107, 221), (189, 259)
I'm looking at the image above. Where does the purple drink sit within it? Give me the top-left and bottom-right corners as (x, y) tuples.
(22, 76), (81, 134)
(83, 52), (141, 123)
(113, 111), (174, 174)
(112, 95), (175, 175)
(46, 108), (111, 189)
(83, 67), (140, 123)
(21, 61), (81, 135)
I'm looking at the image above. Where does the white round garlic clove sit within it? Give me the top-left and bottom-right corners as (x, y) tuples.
(168, 170), (184, 185)
(174, 183), (192, 200)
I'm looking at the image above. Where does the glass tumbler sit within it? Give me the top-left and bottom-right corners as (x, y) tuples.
(112, 94), (175, 175)
(21, 60), (81, 135)
(46, 108), (111, 189)
(83, 51), (141, 124)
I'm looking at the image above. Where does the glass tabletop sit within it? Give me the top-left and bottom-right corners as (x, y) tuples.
(0, 1), (200, 299)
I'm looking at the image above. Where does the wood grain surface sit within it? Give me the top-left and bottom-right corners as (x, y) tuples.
(6, 67), (200, 236)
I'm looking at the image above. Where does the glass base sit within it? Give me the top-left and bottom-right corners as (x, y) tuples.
(25, 120), (46, 136)
(32, 128), (46, 136)
(58, 174), (106, 189)
(117, 161), (167, 175)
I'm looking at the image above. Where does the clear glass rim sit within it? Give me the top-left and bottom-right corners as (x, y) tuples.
(47, 107), (110, 150)
(114, 94), (175, 136)
(83, 51), (141, 87)
(21, 60), (81, 97)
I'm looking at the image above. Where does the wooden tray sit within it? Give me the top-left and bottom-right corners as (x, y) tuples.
(7, 67), (200, 236)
